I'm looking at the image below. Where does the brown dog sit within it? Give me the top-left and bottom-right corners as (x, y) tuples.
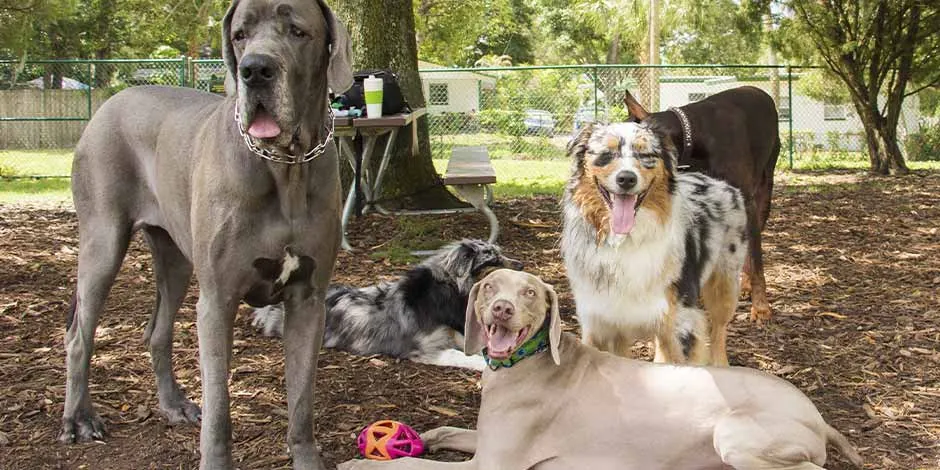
(624, 86), (779, 322)
(339, 269), (862, 470)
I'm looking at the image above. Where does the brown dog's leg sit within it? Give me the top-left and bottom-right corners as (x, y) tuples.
(744, 198), (772, 322)
(702, 272), (738, 367)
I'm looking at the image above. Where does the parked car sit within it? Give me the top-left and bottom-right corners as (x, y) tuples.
(523, 109), (556, 136)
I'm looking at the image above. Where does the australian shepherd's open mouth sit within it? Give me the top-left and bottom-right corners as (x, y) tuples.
(484, 323), (531, 359)
(595, 177), (650, 235)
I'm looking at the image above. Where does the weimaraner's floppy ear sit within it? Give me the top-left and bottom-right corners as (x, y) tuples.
(317, 0), (354, 94)
(463, 281), (486, 356)
(544, 281), (562, 366)
(221, 0), (241, 93)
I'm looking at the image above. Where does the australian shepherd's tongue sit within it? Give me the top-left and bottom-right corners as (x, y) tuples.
(248, 108), (281, 139)
(611, 193), (638, 234)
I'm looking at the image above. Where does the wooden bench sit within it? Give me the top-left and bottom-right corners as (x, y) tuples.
(440, 146), (499, 244)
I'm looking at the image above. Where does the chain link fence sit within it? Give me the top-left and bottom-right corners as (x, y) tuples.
(0, 60), (930, 177)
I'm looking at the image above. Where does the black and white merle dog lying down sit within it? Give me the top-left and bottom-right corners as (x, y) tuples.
(251, 239), (524, 370)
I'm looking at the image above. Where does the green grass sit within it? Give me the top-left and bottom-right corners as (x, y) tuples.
(0, 148), (73, 177)
(2, 149), (937, 205)
(433, 158), (568, 198)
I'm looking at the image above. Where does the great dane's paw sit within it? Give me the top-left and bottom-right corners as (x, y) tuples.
(159, 398), (202, 425)
(251, 304), (285, 337)
(58, 414), (106, 443)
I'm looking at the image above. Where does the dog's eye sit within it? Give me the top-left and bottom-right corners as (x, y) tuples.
(290, 25), (308, 38)
(233, 30), (247, 42)
(483, 283), (492, 291)
(525, 288), (536, 297)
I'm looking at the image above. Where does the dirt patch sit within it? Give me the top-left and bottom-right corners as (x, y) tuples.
(1, 171), (939, 469)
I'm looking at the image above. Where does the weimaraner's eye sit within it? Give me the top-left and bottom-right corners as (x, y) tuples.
(525, 288), (536, 297)
(483, 283), (492, 291)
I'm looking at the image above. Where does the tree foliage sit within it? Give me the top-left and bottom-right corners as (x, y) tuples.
(785, 0), (940, 174)
(414, 0), (534, 66)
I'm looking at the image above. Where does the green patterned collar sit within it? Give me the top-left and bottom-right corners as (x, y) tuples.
(482, 326), (549, 370)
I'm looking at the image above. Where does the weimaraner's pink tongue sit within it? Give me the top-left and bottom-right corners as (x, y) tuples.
(248, 110), (281, 138)
(611, 194), (637, 234)
(487, 326), (517, 357)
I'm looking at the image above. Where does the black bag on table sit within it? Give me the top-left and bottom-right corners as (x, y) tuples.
(333, 69), (410, 116)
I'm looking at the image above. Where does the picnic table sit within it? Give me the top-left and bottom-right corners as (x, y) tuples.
(334, 108), (426, 251)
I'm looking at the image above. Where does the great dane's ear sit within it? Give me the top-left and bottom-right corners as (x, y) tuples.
(542, 281), (562, 366)
(624, 89), (649, 123)
(222, 0), (240, 92)
(463, 281), (486, 356)
(317, 0), (353, 94)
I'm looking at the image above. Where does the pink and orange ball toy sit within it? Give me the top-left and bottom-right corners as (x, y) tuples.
(357, 420), (425, 460)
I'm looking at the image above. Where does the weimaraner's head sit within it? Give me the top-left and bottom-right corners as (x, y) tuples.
(223, 0), (353, 149)
(465, 269), (562, 365)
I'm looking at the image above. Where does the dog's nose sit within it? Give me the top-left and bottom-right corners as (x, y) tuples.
(239, 54), (278, 87)
(616, 171), (638, 190)
(491, 300), (515, 321)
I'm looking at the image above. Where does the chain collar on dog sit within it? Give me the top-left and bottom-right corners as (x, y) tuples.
(482, 327), (550, 371)
(234, 103), (335, 164)
(668, 106), (693, 162)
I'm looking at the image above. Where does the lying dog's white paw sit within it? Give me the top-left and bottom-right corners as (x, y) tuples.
(336, 459), (366, 470)
(250, 304), (285, 337)
(414, 349), (487, 371)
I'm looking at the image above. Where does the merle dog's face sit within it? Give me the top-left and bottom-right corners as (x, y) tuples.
(454, 240), (524, 279)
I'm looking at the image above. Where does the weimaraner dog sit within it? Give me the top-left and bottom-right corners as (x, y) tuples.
(59, 0), (352, 468)
(340, 269), (863, 470)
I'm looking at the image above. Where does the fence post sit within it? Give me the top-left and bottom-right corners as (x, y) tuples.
(787, 65), (793, 169)
(179, 57), (188, 87)
(86, 61), (93, 120)
(592, 65), (598, 122)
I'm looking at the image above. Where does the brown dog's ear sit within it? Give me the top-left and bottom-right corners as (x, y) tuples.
(221, 0), (241, 94)
(623, 89), (649, 123)
(543, 282), (562, 366)
(463, 281), (486, 356)
(317, 0), (353, 94)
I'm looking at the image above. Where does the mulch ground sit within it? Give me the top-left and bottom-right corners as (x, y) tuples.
(1, 170), (938, 470)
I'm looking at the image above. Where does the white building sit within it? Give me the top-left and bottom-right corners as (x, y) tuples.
(418, 61), (497, 114)
(654, 74), (920, 151)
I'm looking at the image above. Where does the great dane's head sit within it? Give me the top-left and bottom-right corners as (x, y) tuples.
(223, 0), (352, 149)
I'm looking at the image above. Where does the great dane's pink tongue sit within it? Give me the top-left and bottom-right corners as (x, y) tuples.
(248, 109), (281, 139)
(487, 325), (517, 358)
(611, 194), (638, 234)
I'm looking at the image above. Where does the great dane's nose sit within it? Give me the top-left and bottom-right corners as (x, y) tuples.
(239, 54), (278, 87)
(616, 171), (638, 190)
(491, 300), (515, 321)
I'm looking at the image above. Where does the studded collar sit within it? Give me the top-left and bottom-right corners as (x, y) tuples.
(668, 106), (694, 162)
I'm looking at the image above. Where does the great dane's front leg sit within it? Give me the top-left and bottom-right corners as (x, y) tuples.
(195, 291), (238, 470)
(283, 283), (327, 470)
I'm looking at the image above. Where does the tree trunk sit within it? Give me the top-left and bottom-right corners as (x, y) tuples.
(332, 0), (460, 209)
(855, 101), (910, 175)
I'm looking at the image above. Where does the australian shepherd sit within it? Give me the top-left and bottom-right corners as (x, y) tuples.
(561, 122), (747, 366)
(251, 239), (523, 370)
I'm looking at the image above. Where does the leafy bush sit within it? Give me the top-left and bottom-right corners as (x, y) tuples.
(478, 109), (525, 136)
(904, 121), (940, 161)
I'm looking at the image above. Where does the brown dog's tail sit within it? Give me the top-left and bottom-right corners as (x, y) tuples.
(825, 424), (863, 467)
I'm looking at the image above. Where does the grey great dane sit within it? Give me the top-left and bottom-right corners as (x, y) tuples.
(60, 0), (352, 468)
